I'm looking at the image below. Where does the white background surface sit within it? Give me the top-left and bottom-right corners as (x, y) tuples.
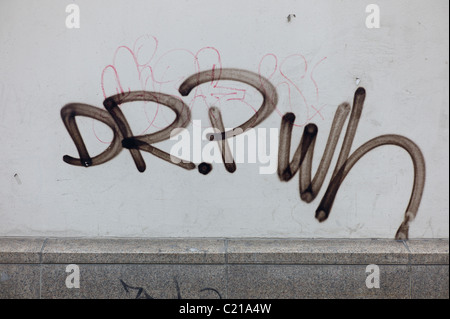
(0, 0), (448, 238)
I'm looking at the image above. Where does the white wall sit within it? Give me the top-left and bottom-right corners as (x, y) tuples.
(0, 0), (448, 238)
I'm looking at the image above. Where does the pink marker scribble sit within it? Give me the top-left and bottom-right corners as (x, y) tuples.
(97, 35), (327, 143)
(261, 53), (327, 127)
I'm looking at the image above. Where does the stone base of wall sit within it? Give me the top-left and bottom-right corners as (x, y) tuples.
(0, 237), (448, 299)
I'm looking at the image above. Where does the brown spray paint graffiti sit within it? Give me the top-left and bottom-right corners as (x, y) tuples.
(60, 68), (426, 240)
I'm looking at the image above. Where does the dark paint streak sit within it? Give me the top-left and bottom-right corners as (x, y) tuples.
(119, 278), (222, 299)
(208, 106), (236, 173)
(317, 134), (426, 240)
(198, 162), (213, 175)
(199, 287), (223, 299)
(61, 68), (426, 239)
(179, 68), (277, 173)
(179, 68), (278, 141)
(277, 88), (425, 239)
(61, 103), (123, 167)
(120, 279), (153, 299)
(103, 91), (193, 172)
(62, 91), (195, 172)
(174, 276), (182, 299)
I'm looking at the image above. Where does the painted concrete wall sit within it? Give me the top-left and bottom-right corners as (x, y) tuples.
(0, 0), (448, 238)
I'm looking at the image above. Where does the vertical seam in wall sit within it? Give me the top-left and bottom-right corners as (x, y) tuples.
(39, 238), (48, 299)
(224, 238), (229, 299)
(39, 238), (48, 264)
(402, 240), (412, 299)
(39, 264), (42, 299)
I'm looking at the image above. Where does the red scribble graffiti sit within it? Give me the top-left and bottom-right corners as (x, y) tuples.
(98, 35), (327, 143)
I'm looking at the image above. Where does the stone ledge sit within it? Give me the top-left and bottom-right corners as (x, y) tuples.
(405, 239), (449, 264)
(226, 239), (412, 264)
(0, 237), (448, 299)
(0, 237), (447, 265)
(41, 238), (226, 264)
(0, 237), (45, 264)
